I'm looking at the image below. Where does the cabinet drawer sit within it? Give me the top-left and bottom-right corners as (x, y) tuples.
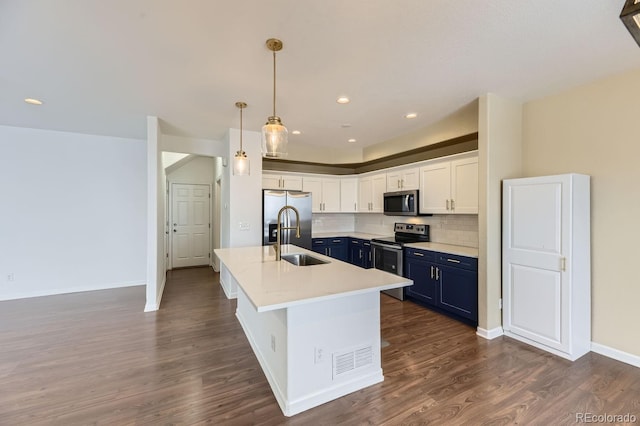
(404, 248), (436, 261)
(436, 253), (477, 270)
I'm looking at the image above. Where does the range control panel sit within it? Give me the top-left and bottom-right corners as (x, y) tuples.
(394, 222), (429, 235)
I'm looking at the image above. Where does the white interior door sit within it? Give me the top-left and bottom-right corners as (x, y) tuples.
(503, 176), (569, 352)
(171, 183), (210, 268)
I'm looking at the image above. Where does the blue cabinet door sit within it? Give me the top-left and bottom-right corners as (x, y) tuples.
(328, 238), (348, 262)
(438, 264), (478, 321)
(404, 249), (437, 305)
(312, 238), (328, 255)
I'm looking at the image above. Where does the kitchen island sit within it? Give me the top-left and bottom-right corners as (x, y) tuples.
(215, 244), (412, 417)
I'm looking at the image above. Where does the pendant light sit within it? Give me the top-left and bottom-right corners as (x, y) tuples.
(233, 101), (250, 176)
(262, 38), (288, 158)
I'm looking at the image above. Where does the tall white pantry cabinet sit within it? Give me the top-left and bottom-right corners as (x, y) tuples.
(502, 174), (591, 361)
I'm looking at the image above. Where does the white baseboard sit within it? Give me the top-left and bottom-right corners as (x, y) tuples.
(591, 342), (640, 369)
(0, 280), (146, 302)
(144, 274), (166, 312)
(476, 326), (504, 340)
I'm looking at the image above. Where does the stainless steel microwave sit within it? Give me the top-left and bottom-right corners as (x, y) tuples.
(383, 190), (419, 216)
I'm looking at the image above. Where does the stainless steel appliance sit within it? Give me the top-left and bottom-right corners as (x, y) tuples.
(383, 190), (420, 216)
(371, 222), (430, 300)
(263, 190), (312, 250)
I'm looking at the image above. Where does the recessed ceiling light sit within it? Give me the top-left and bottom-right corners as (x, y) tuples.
(348, 138), (357, 143)
(24, 98), (43, 105)
(336, 96), (350, 104)
(405, 112), (418, 119)
(341, 123), (352, 128)
(291, 130), (301, 135)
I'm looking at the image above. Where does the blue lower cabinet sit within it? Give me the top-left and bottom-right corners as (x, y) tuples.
(438, 264), (477, 321)
(404, 248), (478, 324)
(312, 238), (348, 262)
(404, 249), (437, 305)
(348, 238), (372, 268)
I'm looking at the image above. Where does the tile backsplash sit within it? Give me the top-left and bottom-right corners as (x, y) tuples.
(312, 214), (356, 234)
(313, 213), (478, 248)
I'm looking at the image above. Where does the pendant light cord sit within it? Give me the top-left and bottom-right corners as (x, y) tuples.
(272, 50), (277, 117)
(239, 105), (243, 152)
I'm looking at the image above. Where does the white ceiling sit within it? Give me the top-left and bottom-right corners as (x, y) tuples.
(2, 1), (639, 150)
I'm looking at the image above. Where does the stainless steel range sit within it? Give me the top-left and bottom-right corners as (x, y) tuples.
(370, 223), (430, 300)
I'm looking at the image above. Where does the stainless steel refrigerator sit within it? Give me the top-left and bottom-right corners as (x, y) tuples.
(263, 190), (312, 250)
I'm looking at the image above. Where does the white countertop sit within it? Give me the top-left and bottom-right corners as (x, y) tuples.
(215, 245), (411, 312)
(403, 242), (479, 258)
(312, 232), (387, 240)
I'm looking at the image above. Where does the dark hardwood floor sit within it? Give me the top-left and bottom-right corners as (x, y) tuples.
(1, 267), (639, 425)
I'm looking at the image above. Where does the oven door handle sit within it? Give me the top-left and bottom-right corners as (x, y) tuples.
(371, 242), (403, 251)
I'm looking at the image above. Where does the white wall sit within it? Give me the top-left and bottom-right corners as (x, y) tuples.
(146, 116), (165, 311)
(0, 125), (146, 300)
(477, 94), (523, 335)
(166, 156), (215, 183)
(522, 68), (640, 358)
(227, 128), (263, 247)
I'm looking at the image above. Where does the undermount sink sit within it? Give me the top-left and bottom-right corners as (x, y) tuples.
(281, 253), (330, 266)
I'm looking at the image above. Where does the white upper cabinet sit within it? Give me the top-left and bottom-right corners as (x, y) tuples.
(262, 173), (303, 191)
(358, 172), (386, 213)
(386, 166), (419, 191)
(303, 176), (341, 213)
(340, 177), (358, 213)
(419, 154), (478, 214)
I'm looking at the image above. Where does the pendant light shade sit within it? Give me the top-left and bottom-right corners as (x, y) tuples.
(233, 101), (250, 176)
(262, 38), (288, 158)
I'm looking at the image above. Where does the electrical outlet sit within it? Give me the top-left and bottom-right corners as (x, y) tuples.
(7, 273), (14, 282)
(271, 334), (276, 352)
(314, 347), (325, 364)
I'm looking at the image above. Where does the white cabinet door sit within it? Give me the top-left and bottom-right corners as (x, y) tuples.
(386, 171), (402, 191)
(451, 157), (478, 214)
(340, 178), (358, 213)
(503, 174), (591, 361)
(322, 178), (341, 212)
(358, 176), (373, 212)
(419, 162), (451, 214)
(282, 175), (303, 191)
(262, 173), (282, 190)
(387, 167), (419, 191)
(263, 173), (303, 190)
(302, 177), (323, 212)
(402, 167), (420, 190)
(371, 173), (386, 213)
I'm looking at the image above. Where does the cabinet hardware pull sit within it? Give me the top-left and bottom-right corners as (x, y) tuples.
(359, 249), (363, 259)
(561, 257), (566, 271)
(352, 241), (358, 244)
(401, 179), (404, 188)
(332, 239), (341, 243)
(436, 267), (440, 280)
(451, 199), (455, 210)
(328, 248), (332, 256)
(447, 258), (460, 263)
(446, 199), (450, 210)
(414, 252), (424, 257)
(398, 179), (401, 188)
(430, 266), (434, 279)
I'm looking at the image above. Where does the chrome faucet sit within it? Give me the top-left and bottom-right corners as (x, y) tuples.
(275, 205), (301, 261)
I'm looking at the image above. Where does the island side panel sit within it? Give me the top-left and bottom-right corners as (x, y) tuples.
(235, 286), (289, 410)
(285, 291), (383, 416)
(219, 262), (237, 299)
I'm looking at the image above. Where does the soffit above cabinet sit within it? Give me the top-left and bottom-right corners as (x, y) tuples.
(263, 132), (478, 175)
